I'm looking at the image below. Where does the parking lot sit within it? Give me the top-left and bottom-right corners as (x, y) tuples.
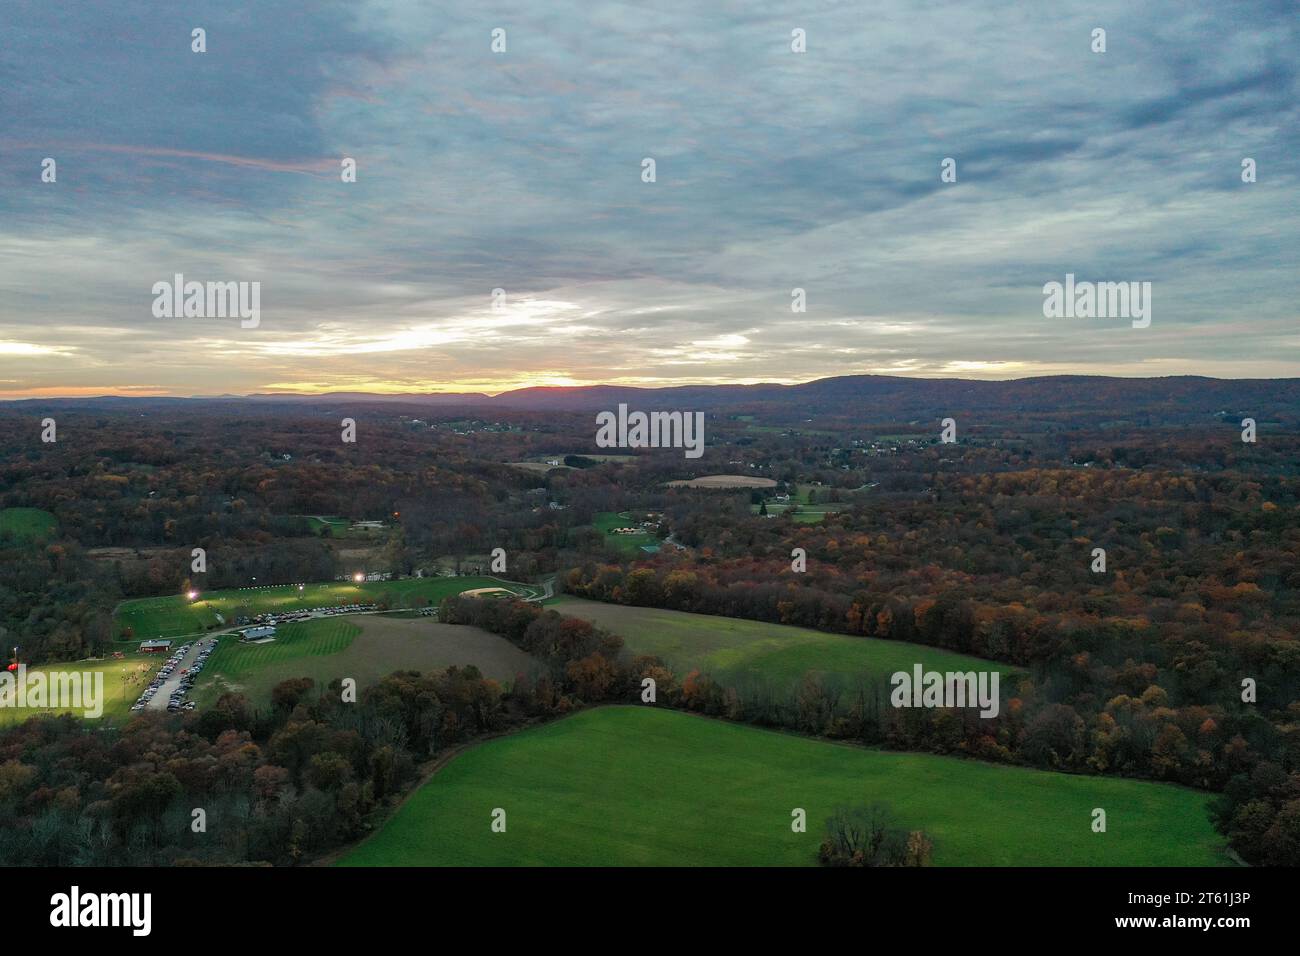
(137, 638), (217, 713)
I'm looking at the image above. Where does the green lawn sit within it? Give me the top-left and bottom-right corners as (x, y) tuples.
(193, 618), (359, 706)
(0, 507), (58, 542)
(752, 501), (844, 523)
(0, 654), (159, 725)
(751, 486), (851, 524)
(299, 516), (385, 539)
(553, 596), (1016, 690)
(303, 516), (351, 536)
(591, 512), (659, 555)
(199, 618), (359, 683)
(337, 707), (1227, 867)
(116, 576), (539, 641)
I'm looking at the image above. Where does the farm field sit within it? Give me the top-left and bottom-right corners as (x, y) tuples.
(744, 424), (836, 436)
(506, 461), (572, 473)
(336, 706), (1227, 867)
(667, 475), (777, 488)
(115, 576), (540, 641)
(552, 596), (1016, 689)
(0, 507), (58, 542)
(194, 614), (535, 708)
(590, 511), (660, 555)
(0, 654), (159, 725)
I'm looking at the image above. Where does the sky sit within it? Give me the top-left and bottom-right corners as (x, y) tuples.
(0, 0), (1297, 398)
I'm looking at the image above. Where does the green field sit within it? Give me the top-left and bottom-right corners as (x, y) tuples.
(189, 616), (361, 697)
(0, 507), (58, 542)
(744, 424), (836, 436)
(299, 516), (385, 538)
(752, 501), (843, 523)
(591, 512), (659, 555)
(304, 516), (351, 536)
(195, 614), (535, 708)
(337, 707), (1227, 867)
(116, 576), (539, 641)
(0, 655), (159, 725)
(752, 485), (851, 523)
(554, 596), (1015, 690)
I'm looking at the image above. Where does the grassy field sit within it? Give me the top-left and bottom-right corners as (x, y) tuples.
(194, 614), (536, 708)
(752, 500), (844, 523)
(0, 655), (159, 725)
(197, 618), (360, 690)
(304, 516), (350, 536)
(116, 576), (539, 641)
(337, 707), (1227, 867)
(506, 453), (637, 473)
(666, 475), (777, 488)
(744, 424), (836, 436)
(553, 596), (1016, 689)
(763, 484), (851, 522)
(591, 512), (659, 555)
(0, 507), (58, 542)
(299, 516), (386, 539)
(506, 461), (573, 473)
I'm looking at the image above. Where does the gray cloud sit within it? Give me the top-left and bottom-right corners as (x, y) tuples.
(0, 0), (1297, 396)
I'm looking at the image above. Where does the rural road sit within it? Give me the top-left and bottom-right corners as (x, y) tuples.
(144, 641), (204, 711)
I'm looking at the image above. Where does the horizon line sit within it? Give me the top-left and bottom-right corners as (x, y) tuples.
(3, 370), (1298, 404)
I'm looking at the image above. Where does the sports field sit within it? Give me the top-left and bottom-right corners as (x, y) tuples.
(0, 507), (58, 542)
(0, 655), (159, 726)
(115, 576), (539, 640)
(553, 596), (1015, 689)
(194, 614), (535, 708)
(336, 707), (1227, 867)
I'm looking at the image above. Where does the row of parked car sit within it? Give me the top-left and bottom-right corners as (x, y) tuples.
(316, 603), (379, 616)
(238, 611), (310, 627)
(130, 639), (218, 713)
(234, 603), (379, 629)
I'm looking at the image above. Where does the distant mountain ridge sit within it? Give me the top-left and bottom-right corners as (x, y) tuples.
(7, 375), (1300, 422)
(252, 375), (1299, 419)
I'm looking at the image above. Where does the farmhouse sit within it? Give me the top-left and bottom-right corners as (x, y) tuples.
(139, 639), (172, 653)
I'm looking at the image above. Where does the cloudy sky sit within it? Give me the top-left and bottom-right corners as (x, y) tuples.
(1, 0), (1296, 398)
